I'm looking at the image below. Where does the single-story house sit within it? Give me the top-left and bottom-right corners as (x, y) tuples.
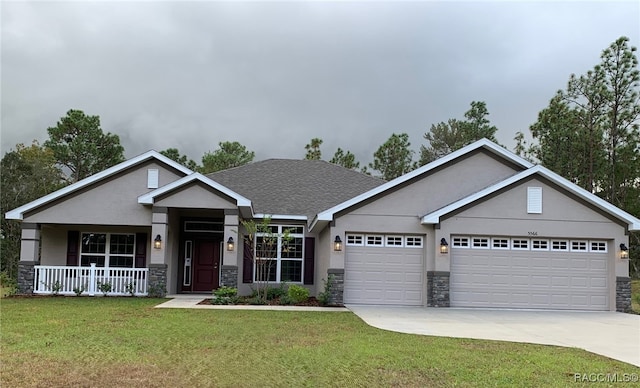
(7, 139), (638, 311)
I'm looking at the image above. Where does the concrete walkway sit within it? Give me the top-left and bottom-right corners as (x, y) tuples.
(348, 305), (640, 367)
(155, 294), (349, 312)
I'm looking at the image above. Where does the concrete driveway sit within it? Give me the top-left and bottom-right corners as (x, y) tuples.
(348, 306), (640, 367)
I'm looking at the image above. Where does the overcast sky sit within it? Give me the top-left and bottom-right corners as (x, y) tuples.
(2, 1), (639, 166)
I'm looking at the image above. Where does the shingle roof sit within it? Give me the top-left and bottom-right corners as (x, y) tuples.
(207, 159), (385, 219)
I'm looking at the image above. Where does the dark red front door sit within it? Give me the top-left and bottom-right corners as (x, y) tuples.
(193, 240), (220, 292)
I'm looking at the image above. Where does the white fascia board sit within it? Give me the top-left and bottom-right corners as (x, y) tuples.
(5, 150), (193, 220)
(313, 139), (533, 229)
(253, 214), (308, 221)
(421, 165), (640, 231)
(138, 173), (253, 208)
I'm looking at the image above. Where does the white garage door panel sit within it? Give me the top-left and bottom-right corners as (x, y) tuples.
(451, 246), (609, 310)
(345, 246), (423, 306)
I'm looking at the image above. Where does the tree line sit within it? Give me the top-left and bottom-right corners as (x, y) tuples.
(1, 36), (638, 285)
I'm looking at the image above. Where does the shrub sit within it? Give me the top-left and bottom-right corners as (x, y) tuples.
(211, 286), (239, 305)
(0, 272), (17, 297)
(317, 275), (334, 306)
(97, 281), (112, 296)
(266, 283), (287, 300)
(147, 282), (167, 298)
(287, 284), (309, 304)
(73, 285), (85, 296)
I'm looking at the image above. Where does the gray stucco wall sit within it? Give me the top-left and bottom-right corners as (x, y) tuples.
(155, 182), (236, 209)
(23, 161), (184, 226)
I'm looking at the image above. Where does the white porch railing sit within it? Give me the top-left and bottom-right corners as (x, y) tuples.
(34, 264), (148, 296)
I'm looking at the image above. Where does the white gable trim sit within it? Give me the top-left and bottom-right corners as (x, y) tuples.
(310, 139), (533, 231)
(138, 173), (252, 208)
(5, 150), (194, 220)
(421, 165), (640, 231)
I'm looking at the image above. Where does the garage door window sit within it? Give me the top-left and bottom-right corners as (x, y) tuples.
(472, 237), (489, 248)
(590, 241), (607, 252)
(366, 235), (383, 246)
(571, 241), (588, 251)
(405, 236), (423, 248)
(531, 239), (549, 251)
(386, 236), (403, 247)
(512, 239), (529, 250)
(346, 235), (364, 246)
(453, 237), (470, 248)
(551, 240), (568, 251)
(492, 238), (509, 249)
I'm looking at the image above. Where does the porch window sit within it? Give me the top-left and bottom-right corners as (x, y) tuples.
(80, 233), (135, 268)
(255, 225), (304, 283)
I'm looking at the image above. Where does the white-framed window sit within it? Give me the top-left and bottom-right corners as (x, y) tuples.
(551, 240), (569, 251)
(366, 235), (384, 246)
(472, 237), (490, 249)
(452, 237), (470, 248)
(589, 241), (607, 252)
(346, 234), (364, 246)
(512, 239), (529, 250)
(385, 236), (403, 247)
(405, 236), (423, 248)
(570, 241), (588, 251)
(147, 169), (159, 189)
(492, 238), (510, 249)
(255, 225), (305, 283)
(80, 233), (135, 268)
(531, 239), (549, 251)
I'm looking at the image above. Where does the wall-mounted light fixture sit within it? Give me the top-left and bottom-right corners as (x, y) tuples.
(227, 237), (235, 251)
(620, 243), (629, 259)
(334, 236), (343, 251)
(154, 234), (162, 250)
(440, 238), (449, 254)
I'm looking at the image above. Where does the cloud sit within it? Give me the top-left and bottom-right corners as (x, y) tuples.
(2, 1), (639, 166)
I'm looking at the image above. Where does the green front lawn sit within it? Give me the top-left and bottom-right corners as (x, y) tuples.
(1, 298), (637, 387)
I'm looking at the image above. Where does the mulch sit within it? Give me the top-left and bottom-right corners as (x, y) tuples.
(197, 296), (342, 307)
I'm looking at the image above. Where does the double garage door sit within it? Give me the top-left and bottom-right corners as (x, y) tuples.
(344, 233), (611, 310)
(344, 234), (424, 306)
(450, 236), (610, 310)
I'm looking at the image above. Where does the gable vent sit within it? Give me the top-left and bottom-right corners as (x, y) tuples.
(147, 169), (159, 189)
(527, 187), (542, 214)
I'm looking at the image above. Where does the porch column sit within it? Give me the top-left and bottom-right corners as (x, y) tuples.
(149, 207), (168, 297)
(221, 210), (239, 288)
(17, 223), (40, 294)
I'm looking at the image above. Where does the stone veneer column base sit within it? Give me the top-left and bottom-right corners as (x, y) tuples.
(148, 264), (168, 297)
(616, 277), (631, 313)
(17, 261), (37, 294)
(427, 271), (450, 307)
(327, 268), (344, 306)
(220, 266), (238, 288)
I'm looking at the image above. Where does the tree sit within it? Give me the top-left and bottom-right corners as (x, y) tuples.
(201, 141), (255, 174)
(1, 142), (65, 281)
(369, 133), (416, 180)
(44, 109), (125, 182)
(304, 138), (323, 160)
(329, 148), (360, 170)
(419, 101), (500, 165)
(526, 36), (640, 275)
(159, 148), (199, 171)
(240, 217), (291, 303)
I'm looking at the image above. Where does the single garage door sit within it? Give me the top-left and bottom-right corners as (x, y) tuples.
(344, 234), (424, 305)
(450, 236), (610, 310)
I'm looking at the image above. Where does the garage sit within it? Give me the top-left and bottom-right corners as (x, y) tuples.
(344, 234), (424, 305)
(450, 236), (610, 310)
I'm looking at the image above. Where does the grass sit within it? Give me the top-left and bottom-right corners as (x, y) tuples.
(632, 279), (640, 313)
(1, 298), (638, 387)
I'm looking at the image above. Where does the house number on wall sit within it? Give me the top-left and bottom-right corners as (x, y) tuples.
(528, 231), (539, 236)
